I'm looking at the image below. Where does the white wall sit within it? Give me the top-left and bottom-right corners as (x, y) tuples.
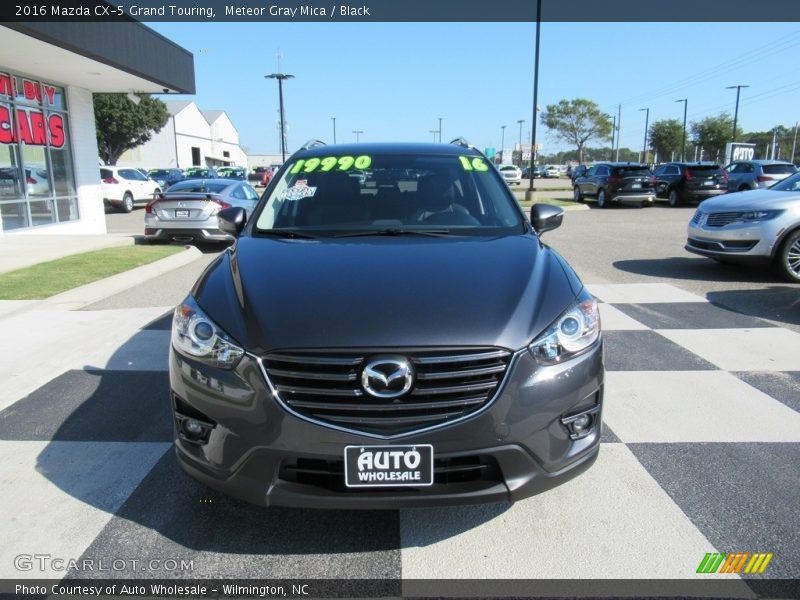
(117, 117), (177, 169)
(13, 85), (107, 235)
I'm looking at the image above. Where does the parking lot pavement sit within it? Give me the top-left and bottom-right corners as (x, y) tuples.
(0, 283), (797, 585)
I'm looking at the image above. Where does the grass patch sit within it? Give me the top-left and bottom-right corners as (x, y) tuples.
(0, 244), (184, 300)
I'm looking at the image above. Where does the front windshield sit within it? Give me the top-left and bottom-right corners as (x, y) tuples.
(771, 171), (800, 192)
(254, 153), (524, 236)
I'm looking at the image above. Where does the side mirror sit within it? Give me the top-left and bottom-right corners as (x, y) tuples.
(218, 206), (247, 237)
(530, 203), (564, 234)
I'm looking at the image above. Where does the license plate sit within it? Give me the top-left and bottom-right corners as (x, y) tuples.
(631, 183), (641, 189)
(703, 180), (714, 186)
(175, 209), (190, 218)
(344, 444), (433, 488)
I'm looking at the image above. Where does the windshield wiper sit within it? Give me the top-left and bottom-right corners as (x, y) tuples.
(333, 228), (452, 238)
(257, 229), (319, 239)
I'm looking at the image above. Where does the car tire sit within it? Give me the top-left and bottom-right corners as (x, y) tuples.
(573, 186), (583, 202)
(738, 185), (749, 192)
(668, 189), (682, 207)
(597, 189), (607, 208)
(120, 192), (134, 213)
(776, 229), (800, 283)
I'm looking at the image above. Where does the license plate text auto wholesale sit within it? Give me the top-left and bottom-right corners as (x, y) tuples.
(344, 444), (434, 487)
(175, 209), (190, 218)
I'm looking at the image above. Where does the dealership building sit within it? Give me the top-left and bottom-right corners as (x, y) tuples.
(0, 22), (194, 235)
(116, 101), (247, 171)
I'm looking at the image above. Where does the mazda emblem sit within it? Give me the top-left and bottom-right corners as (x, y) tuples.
(361, 356), (414, 399)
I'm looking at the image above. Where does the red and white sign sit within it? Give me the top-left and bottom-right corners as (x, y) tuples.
(0, 73), (64, 148)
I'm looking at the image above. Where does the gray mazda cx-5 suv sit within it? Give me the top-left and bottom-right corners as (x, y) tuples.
(169, 140), (604, 508)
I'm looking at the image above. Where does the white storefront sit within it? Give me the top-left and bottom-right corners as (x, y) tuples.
(117, 101), (247, 170)
(0, 22), (194, 235)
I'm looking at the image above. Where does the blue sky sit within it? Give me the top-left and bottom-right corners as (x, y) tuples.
(149, 21), (800, 156)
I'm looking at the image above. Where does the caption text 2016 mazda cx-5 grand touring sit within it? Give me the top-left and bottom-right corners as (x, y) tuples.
(169, 140), (604, 508)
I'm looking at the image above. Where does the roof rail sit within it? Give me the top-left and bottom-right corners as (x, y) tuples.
(298, 139), (327, 151)
(449, 137), (472, 149)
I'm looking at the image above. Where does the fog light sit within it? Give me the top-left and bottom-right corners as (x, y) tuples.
(561, 406), (600, 440)
(184, 419), (204, 436)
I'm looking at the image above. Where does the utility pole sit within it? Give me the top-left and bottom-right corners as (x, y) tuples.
(726, 85), (749, 142)
(676, 99), (688, 162)
(265, 73), (294, 163)
(429, 130), (438, 142)
(331, 117), (336, 144)
(352, 130), (363, 143)
(792, 121), (798, 163)
(615, 104), (621, 162)
(500, 125), (506, 163)
(639, 107), (650, 164)
(438, 117), (443, 143)
(517, 119), (525, 167)
(610, 114), (616, 161)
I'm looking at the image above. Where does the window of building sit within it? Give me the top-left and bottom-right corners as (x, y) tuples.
(191, 147), (201, 166)
(223, 150), (230, 158)
(0, 71), (78, 231)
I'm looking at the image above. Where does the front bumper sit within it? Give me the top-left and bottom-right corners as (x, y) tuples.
(686, 219), (782, 260)
(169, 341), (604, 509)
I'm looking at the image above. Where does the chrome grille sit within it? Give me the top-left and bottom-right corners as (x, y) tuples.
(690, 210), (702, 225)
(262, 348), (513, 436)
(706, 212), (742, 227)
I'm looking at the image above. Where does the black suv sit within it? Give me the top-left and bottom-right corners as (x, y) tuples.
(652, 162), (727, 206)
(169, 141), (604, 508)
(573, 162), (655, 208)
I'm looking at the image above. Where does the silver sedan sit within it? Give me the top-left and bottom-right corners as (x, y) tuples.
(144, 179), (260, 243)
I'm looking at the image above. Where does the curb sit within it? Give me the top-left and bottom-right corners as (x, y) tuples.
(2, 245), (203, 315)
(42, 245), (202, 310)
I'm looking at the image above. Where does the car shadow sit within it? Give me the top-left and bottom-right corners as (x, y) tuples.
(27, 313), (512, 561)
(613, 257), (799, 327)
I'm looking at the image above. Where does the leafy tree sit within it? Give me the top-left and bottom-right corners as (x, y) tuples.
(540, 99), (612, 163)
(742, 125), (794, 160)
(649, 119), (684, 162)
(689, 113), (741, 163)
(94, 93), (170, 165)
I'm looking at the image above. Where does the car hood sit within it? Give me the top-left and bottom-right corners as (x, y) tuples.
(192, 235), (580, 354)
(698, 188), (797, 212)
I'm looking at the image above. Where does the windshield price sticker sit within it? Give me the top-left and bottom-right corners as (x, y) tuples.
(279, 181), (317, 201)
(458, 156), (489, 172)
(290, 155), (372, 174)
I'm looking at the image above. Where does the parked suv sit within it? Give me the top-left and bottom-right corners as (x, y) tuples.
(498, 164), (522, 186)
(169, 140), (604, 508)
(147, 168), (184, 190)
(686, 170), (800, 282)
(100, 166), (162, 212)
(573, 162), (655, 208)
(653, 162), (728, 206)
(725, 160), (797, 192)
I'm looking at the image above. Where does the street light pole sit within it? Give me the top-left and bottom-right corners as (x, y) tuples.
(352, 130), (363, 143)
(639, 107), (650, 164)
(331, 117), (336, 144)
(429, 130), (438, 142)
(525, 0), (542, 200)
(438, 117), (443, 143)
(500, 125), (506, 163)
(675, 99), (688, 161)
(516, 119), (525, 167)
(726, 84), (749, 142)
(265, 73), (294, 163)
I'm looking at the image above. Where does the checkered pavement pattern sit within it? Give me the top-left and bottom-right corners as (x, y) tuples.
(0, 283), (798, 583)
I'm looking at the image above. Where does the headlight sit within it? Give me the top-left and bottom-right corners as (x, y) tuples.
(529, 289), (601, 365)
(738, 210), (782, 222)
(172, 296), (244, 369)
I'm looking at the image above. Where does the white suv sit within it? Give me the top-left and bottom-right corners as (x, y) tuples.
(498, 164), (522, 186)
(101, 166), (162, 212)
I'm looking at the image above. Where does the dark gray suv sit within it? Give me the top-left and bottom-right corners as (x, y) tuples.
(169, 141), (604, 508)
